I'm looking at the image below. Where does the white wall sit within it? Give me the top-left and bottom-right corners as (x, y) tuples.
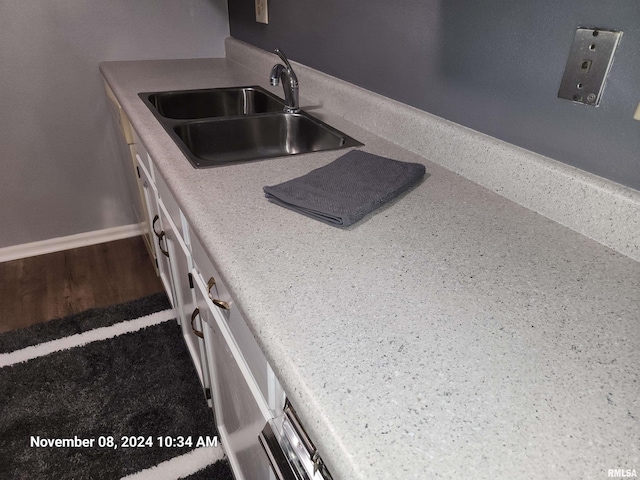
(229, 0), (640, 191)
(0, 0), (229, 249)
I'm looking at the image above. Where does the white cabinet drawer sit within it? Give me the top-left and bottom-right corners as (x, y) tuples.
(154, 169), (187, 243)
(131, 127), (152, 174)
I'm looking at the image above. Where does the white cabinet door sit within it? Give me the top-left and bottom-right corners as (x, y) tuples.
(136, 156), (174, 307)
(138, 152), (210, 400)
(130, 146), (156, 268)
(190, 234), (286, 414)
(157, 199), (210, 395)
(105, 84), (155, 269)
(192, 272), (274, 480)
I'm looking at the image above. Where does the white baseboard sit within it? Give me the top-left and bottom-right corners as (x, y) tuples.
(0, 224), (143, 263)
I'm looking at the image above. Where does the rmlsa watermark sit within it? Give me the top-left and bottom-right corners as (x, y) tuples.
(608, 469), (638, 478)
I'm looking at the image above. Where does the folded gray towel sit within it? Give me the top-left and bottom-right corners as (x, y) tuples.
(263, 150), (426, 227)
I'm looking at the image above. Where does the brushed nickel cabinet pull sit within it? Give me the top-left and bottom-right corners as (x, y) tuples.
(190, 307), (204, 338)
(152, 215), (161, 238)
(213, 298), (230, 310)
(206, 276), (230, 310)
(158, 231), (169, 257)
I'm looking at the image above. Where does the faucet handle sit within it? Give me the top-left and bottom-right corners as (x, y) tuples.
(274, 48), (294, 71)
(271, 47), (300, 113)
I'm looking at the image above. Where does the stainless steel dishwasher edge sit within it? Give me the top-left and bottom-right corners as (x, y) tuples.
(259, 401), (334, 480)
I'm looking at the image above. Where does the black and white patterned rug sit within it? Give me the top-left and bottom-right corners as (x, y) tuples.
(0, 293), (233, 480)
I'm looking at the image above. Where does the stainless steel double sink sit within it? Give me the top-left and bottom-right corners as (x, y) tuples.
(139, 86), (362, 168)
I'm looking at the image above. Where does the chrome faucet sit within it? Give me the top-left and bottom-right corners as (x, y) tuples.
(270, 48), (300, 113)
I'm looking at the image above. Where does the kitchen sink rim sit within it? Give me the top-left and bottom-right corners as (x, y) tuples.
(139, 85), (363, 169)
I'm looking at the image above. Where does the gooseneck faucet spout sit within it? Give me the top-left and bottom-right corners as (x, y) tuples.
(270, 48), (300, 113)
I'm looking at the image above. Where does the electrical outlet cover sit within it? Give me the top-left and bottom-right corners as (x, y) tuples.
(255, 0), (268, 24)
(558, 27), (622, 106)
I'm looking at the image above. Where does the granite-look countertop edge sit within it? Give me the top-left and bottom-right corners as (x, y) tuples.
(100, 56), (640, 480)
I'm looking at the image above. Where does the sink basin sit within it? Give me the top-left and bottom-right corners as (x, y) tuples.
(173, 112), (362, 167)
(140, 86), (284, 120)
(139, 85), (363, 168)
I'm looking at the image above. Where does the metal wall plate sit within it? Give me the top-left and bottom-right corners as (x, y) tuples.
(558, 27), (622, 106)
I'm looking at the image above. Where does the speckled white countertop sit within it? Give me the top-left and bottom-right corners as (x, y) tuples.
(100, 42), (640, 480)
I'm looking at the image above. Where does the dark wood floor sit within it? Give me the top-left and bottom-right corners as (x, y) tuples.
(0, 236), (164, 333)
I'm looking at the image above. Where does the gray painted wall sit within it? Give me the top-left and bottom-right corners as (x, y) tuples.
(229, 0), (640, 191)
(0, 0), (229, 249)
